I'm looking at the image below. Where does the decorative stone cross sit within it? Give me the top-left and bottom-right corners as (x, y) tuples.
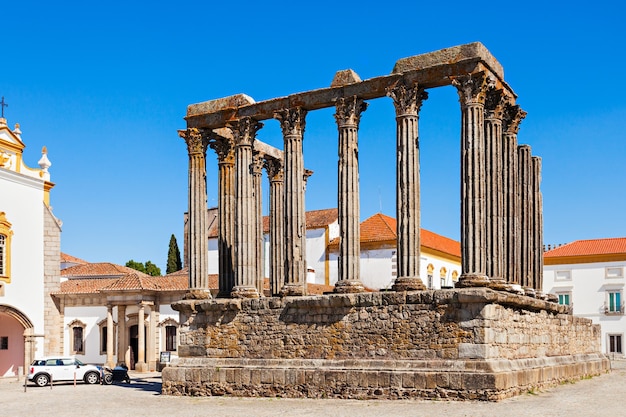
(0, 97), (7, 118)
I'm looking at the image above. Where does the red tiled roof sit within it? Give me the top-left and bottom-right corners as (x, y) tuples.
(56, 278), (120, 294)
(60, 252), (88, 264)
(209, 208), (339, 238)
(61, 263), (151, 278)
(544, 237), (626, 258)
(329, 213), (461, 258)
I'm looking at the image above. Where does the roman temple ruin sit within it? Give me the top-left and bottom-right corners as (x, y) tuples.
(162, 43), (608, 400)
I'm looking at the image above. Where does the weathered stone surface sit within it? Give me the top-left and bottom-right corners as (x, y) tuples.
(392, 42), (504, 80)
(164, 288), (608, 400)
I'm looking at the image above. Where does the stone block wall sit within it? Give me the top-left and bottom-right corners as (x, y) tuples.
(174, 289), (597, 361)
(163, 288), (608, 400)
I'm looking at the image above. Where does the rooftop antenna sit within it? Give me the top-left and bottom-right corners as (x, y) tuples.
(0, 97), (7, 118)
(378, 187), (383, 213)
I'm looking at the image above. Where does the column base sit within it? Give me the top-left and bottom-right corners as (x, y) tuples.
(392, 277), (426, 292)
(456, 273), (489, 288)
(487, 277), (509, 291)
(279, 283), (305, 297)
(334, 280), (365, 294)
(524, 287), (537, 298)
(183, 289), (212, 300)
(135, 361), (148, 372)
(231, 286), (260, 299)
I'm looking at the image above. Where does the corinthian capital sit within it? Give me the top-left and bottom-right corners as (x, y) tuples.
(485, 86), (506, 120)
(274, 107), (307, 137)
(228, 117), (263, 147)
(208, 134), (235, 163)
(386, 82), (428, 116)
(263, 157), (283, 182)
(502, 103), (527, 135)
(334, 96), (368, 127)
(178, 128), (208, 155)
(451, 72), (488, 106)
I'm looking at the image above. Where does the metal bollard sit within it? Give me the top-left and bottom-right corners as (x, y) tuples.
(24, 376), (27, 393)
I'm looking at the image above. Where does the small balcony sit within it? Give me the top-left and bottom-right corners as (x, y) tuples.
(603, 302), (625, 315)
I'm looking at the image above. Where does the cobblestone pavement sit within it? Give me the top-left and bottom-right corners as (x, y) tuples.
(2, 361), (625, 417)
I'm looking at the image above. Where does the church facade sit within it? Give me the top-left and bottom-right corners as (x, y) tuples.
(0, 116), (62, 377)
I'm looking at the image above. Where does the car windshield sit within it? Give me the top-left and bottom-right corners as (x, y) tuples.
(75, 359), (85, 366)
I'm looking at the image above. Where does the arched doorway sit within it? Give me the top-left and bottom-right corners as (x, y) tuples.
(0, 305), (34, 377)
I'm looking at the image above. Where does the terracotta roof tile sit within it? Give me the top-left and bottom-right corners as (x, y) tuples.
(56, 278), (120, 294)
(209, 208), (339, 238)
(61, 262), (151, 278)
(60, 252), (88, 264)
(544, 237), (626, 258)
(329, 213), (460, 257)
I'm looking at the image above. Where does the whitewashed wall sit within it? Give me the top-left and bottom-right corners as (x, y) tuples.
(544, 261), (626, 354)
(0, 169), (45, 358)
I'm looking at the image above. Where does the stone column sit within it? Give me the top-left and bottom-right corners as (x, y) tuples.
(252, 152), (265, 296)
(106, 304), (115, 368)
(116, 305), (126, 366)
(452, 72), (489, 286)
(264, 157), (284, 296)
(136, 302), (146, 372)
(502, 104), (526, 286)
(178, 128), (210, 298)
(386, 82), (428, 291)
(518, 145), (532, 289)
(484, 82), (506, 286)
(532, 156), (543, 291)
(334, 96), (367, 293)
(274, 107), (307, 296)
(230, 117), (263, 298)
(147, 306), (157, 371)
(208, 135), (236, 297)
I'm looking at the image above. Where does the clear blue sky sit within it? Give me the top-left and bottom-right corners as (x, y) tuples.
(3, 1), (625, 273)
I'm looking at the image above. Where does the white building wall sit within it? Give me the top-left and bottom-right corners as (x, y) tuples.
(0, 169), (46, 358)
(64, 306), (107, 364)
(328, 249), (461, 291)
(544, 261), (626, 355)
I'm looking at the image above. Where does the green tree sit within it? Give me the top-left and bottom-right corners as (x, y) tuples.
(125, 259), (161, 276)
(125, 259), (146, 274)
(144, 261), (161, 277)
(166, 234), (182, 274)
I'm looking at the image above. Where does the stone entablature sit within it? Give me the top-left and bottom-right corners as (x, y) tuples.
(163, 288), (608, 400)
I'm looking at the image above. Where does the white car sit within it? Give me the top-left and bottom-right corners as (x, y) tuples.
(28, 357), (102, 387)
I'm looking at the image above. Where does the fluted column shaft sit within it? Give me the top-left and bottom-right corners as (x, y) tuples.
(252, 153), (265, 295)
(334, 96), (367, 293)
(503, 104), (526, 285)
(209, 136), (236, 297)
(532, 156), (543, 291)
(484, 85), (505, 280)
(106, 304), (115, 368)
(265, 158), (284, 296)
(230, 118), (263, 298)
(453, 73), (489, 286)
(518, 145), (532, 288)
(274, 107), (307, 296)
(179, 128), (210, 296)
(387, 83), (428, 291)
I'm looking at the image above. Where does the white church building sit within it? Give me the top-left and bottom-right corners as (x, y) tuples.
(0, 116), (62, 377)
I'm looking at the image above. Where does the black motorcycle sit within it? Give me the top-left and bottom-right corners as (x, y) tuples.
(102, 364), (131, 384)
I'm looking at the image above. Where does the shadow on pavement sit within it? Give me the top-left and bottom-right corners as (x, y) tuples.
(110, 377), (162, 395)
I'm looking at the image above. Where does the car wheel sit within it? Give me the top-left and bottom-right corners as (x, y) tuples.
(84, 371), (100, 385)
(34, 374), (49, 387)
(103, 373), (113, 385)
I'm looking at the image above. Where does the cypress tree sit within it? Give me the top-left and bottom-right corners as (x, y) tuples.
(166, 234), (182, 274)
